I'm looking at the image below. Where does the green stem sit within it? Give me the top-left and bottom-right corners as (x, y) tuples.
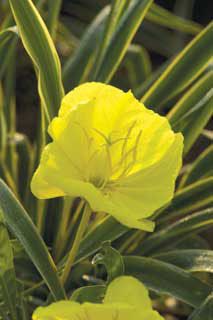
(53, 197), (74, 262)
(61, 202), (92, 285)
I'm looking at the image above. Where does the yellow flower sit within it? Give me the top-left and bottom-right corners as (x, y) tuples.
(33, 276), (164, 320)
(31, 82), (183, 231)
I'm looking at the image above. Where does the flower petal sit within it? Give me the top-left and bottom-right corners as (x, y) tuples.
(104, 276), (152, 309)
(108, 133), (183, 220)
(32, 301), (82, 320)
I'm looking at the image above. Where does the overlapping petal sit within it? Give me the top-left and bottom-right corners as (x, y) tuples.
(33, 276), (164, 320)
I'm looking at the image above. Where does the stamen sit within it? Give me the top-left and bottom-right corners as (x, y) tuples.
(132, 129), (143, 164)
(121, 120), (137, 158)
(92, 128), (111, 144)
(115, 129), (143, 179)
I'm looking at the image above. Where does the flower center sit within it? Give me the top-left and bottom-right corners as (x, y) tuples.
(88, 120), (142, 188)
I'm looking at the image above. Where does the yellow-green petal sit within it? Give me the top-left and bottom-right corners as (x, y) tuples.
(104, 276), (152, 309)
(33, 301), (83, 320)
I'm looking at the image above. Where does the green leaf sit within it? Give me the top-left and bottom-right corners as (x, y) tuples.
(188, 293), (213, 320)
(168, 71), (213, 155)
(180, 145), (213, 187)
(76, 217), (128, 264)
(0, 179), (66, 300)
(0, 208), (17, 320)
(8, 0), (64, 120)
(147, 3), (202, 35)
(62, 6), (110, 91)
(93, 0), (129, 79)
(15, 133), (33, 202)
(0, 26), (18, 48)
(58, 217), (127, 272)
(124, 44), (152, 89)
(135, 58), (171, 98)
(154, 250), (213, 273)
(94, 0), (154, 82)
(70, 285), (106, 303)
(141, 22), (213, 109)
(136, 21), (176, 57)
(47, 0), (62, 38)
(157, 177), (213, 221)
(0, 26), (18, 79)
(124, 256), (212, 307)
(141, 208), (213, 255)
(92, 241), (124, 282)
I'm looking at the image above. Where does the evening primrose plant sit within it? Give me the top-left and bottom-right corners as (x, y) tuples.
(0, 1), (212, 320)
(31, 82), (183, 232)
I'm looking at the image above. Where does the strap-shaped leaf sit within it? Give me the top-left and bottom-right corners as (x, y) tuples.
(94, 0), (154, 82)
(77, 217), (128, 263)
(0, 27), (18, 79)
(93, 0), (129, 79)
(168, 71), (213, 155)
(147, 3), (202, 35)
(62, 6), (110, 91)
(141, 208), (213, 255)
(154, 250), (213, 273)
(141, 22), (213, 109)
(124, 256), (212, 307)
(58, 216), (128, 271)
(47, 0), (62, 38)
(0, 179), (66, 300)
(0, 26), (18, 47)
(0, 208), (17, 320)
(8, 0), (64, 120)
(180, 145), (213, 188)
(124, 44), (152, 89)
(157, 177), (213, 221)
(188, 293), (213, 320)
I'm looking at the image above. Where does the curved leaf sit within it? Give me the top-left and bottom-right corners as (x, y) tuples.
(154, 250), (213, 273)
(157, 177), (213, 221)
(168, 71), (213, 155)
(124, 256), (211, 307)
(141, 208), (213, 255)
(0, 208), (17, 320)
(180, 145), (213, 187)
(94, 0), (153, 82)
(188, 293), (213, 320)
(62, 6), (110, 91)
(141, 22), (213, 109)
(147, 3), (202, 35)
(0, 179), (66, 300)
(8, 0), (64, 120)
